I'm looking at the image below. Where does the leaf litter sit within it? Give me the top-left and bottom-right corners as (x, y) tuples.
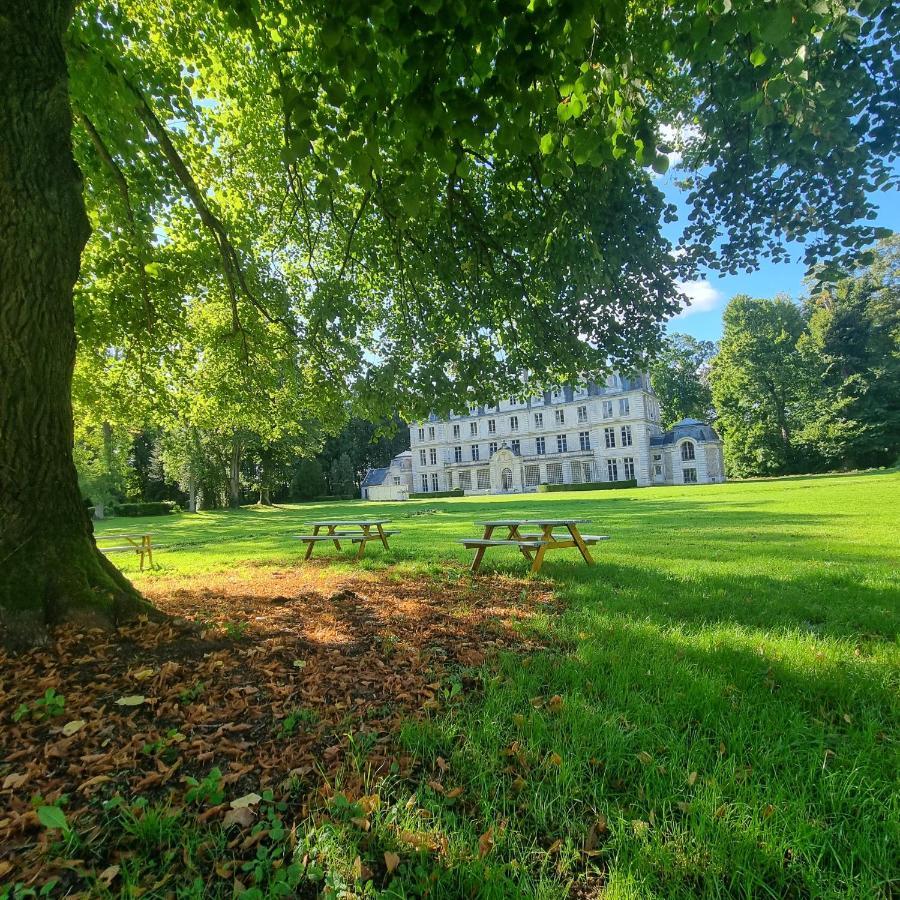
(0, 567), (553, 892)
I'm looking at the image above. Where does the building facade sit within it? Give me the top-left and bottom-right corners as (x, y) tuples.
(360, 450), (413, 500)
(404, 375), (725, 495)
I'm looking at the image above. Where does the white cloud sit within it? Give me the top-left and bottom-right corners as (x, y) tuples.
(672, 279), (723, 318)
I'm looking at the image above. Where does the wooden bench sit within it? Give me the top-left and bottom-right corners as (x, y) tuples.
(298, 520), (398, 560)
(459, 519), (608, 574)
(97, 533), (155, 571)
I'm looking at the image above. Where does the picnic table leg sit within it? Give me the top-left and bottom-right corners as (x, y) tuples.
(144, 536), (154, 570)
(305, 525), (320, 560)
(508, 525), (534, 561)
(356, 526), (370, 559)
(328, 525), (342, 552)
(529, 525), (554, 574)
(375, 523), (390, 550)
(471, 524), (494, 573)
(567, 524), (595, 566)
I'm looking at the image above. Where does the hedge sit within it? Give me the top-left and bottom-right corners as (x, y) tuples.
(112, 500), (179, 517)
(537, 480), (638, 493)
(408, 489), (464, 499)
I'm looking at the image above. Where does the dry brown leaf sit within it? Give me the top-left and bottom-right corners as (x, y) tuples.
(384, 851), (400, 874)
(223, 807), (255, 829)
(547, 752), (562, 767)
(478, 827), (494, 858)
(230, 793), (262, 809)
(2, 773), (27, 790)
(97, 865), (120, 887)
(548, 694), (564, 713)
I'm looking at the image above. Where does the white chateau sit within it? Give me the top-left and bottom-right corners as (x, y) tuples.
(362, 375), (725, 499)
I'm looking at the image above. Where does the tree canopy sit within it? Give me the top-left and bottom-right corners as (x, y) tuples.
(1, 0), (898, 646)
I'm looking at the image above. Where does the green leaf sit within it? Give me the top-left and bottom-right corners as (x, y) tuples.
(750, 47), (768, 67)
(37, 806), (69, 832)
(539, 133), (557, 155)
(652, 154), (670, 175)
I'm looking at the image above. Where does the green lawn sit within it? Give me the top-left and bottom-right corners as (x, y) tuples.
(96, 471), (899, 898)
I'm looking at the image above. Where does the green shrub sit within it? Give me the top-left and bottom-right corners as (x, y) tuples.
(112, 500), (179, 517)
(408, 489), (464, 499)
(537, 480), (638, 492)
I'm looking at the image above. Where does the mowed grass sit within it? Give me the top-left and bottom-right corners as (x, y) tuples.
(96, 471), (900, 898)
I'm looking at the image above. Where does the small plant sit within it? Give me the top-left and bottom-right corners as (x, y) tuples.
(12, 688), (66, 723)
(178, 681), (205, 704)
(441, 676), (463, 704)
(279, 707), (319, 737)
(223, 620), (249, 639)
(376, 632), (398, 658)
(184, 767), (224, 806)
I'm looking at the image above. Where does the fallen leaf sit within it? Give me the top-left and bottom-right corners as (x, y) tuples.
(2, 773), (27, 790)
(637, 751), (653, 765)
(230, 793), (262, 809)
(511, 776), (527, 793)
(223, 807), (255, 829)
(547, 752), (562, 767)
(718, 741), (727, 757)
(384, 851), (400, 874)
(445, 786), (464, 799)
(478, 827), (494, 857)
(350, 817), (371, 830)
(512, 714), (526, 728)
(97, 865), (120, 887)
(133, 668), (155, 680)
(115, 694), (146, 707)
(62, 720), (86, 737)
(762, 804), (775, 819)
(548, 694), (564, 713)
(687, 771), (698, 786)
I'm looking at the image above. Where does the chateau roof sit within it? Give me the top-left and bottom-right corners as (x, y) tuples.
(650, 419), (721, 446)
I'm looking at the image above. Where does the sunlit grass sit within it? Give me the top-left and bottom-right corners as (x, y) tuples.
(95, 471), (900, 896)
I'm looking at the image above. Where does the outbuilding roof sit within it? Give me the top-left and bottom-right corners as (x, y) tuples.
(360, 467), (389, 488)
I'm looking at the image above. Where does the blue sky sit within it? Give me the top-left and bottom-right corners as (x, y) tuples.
(655, 165), (899, 342)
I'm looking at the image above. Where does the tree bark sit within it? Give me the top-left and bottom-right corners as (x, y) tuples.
(229, 434), (242, 508)
(0, 2), (150, 650)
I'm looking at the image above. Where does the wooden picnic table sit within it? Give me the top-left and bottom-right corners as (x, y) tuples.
(298, 519), (398, 560)
(96, 532), (155, 571)
(459, 518), (608, 574)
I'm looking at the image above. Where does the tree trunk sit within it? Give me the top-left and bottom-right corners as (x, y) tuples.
(229, 434), (242, 508)
(188, 477), (198, 513)
(0, 2), (150, 650)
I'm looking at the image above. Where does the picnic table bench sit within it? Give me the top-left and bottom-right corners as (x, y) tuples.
(298, 519), (398, 560)
(96, 532), (156, 571)
(459, 519), (609, 574)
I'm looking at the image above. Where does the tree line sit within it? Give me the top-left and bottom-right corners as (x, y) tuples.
(650, 237), (900, 478)
(76, 417), (411, 516)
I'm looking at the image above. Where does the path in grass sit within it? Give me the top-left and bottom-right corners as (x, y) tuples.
(84, 472), (900, 896)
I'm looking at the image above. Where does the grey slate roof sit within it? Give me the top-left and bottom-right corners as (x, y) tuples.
(361, 467), (389, 488)
(650, 418), (721, 446)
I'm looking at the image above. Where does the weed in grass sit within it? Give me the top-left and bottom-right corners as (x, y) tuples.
(279, 706), (319, 737)
(184, 767), (225, 806)
(12, 688), (65, 722)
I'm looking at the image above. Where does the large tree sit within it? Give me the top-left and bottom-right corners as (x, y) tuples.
(2, 0), (897, 647)
(797, 235), (900, 468)
(649, 333), (717, 428)
(709, 295), (810, 476)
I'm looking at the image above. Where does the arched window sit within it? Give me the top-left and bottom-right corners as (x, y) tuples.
(681, 440), (695, 461)
(501, 468), (513, 491)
